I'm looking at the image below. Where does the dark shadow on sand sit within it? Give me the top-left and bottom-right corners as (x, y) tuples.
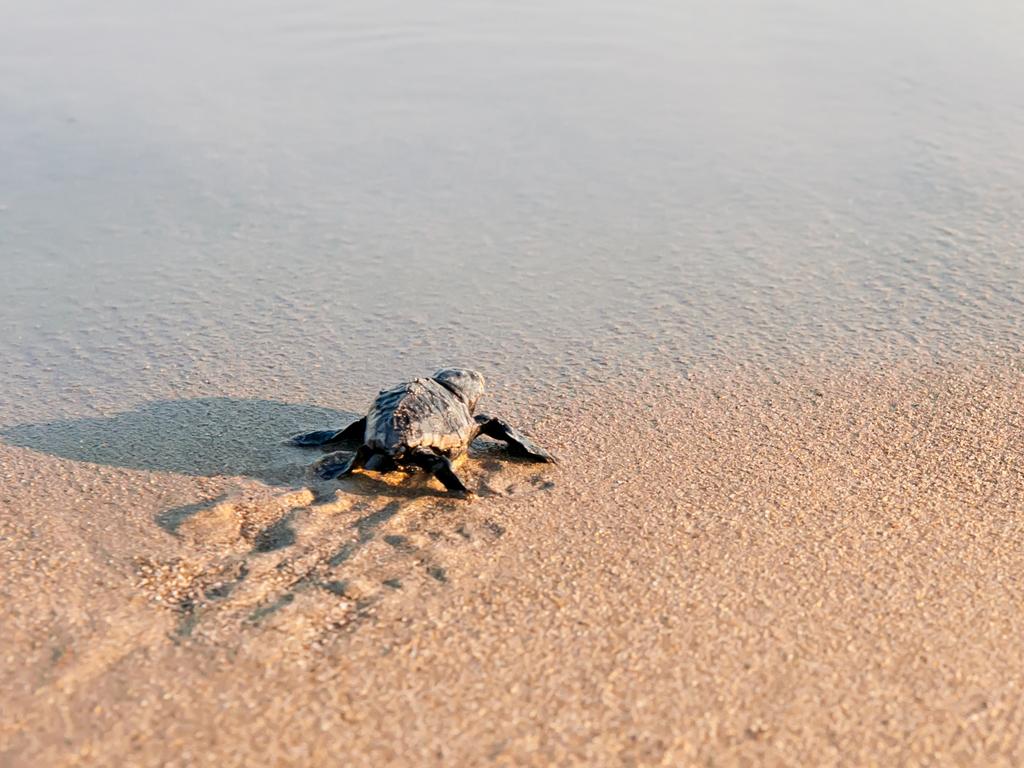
(0, 397), (358, 486)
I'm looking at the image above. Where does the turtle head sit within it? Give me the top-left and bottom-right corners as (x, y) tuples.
(432, 368), (485, 412)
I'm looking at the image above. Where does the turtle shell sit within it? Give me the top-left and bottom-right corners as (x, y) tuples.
(364, 378), (477, 457)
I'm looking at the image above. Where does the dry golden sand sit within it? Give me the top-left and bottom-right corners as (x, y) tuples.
(2, 360), (1024, 766)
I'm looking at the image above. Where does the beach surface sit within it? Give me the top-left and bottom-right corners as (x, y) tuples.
(3, 359), (1024, 766)
(3, 0), (1024, 765)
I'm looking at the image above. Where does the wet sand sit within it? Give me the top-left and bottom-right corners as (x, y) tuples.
(3, 357), (1023, 766)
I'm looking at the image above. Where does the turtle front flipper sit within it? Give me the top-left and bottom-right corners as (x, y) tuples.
(408, 449), (471, 495)
(313, 445), (372, 480)
(288, 417), (367, 447)
(475, 415), (557, 464)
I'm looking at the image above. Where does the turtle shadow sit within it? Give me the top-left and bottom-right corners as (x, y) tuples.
(0, 397), (358, 486)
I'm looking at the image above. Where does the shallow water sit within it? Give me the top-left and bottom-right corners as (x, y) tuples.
(2, 0), (1022, 422)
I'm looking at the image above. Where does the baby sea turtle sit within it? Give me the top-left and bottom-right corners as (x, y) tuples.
(288, 369), (556, 495)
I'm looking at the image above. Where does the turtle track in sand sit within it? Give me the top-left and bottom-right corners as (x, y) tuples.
(135, 450), (554, 650)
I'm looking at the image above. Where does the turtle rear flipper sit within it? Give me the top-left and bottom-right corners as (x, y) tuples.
(408, 449), (471, 495)
(475, 415), (557, 464)
(289, 417), (367, 447)
(313, 445), (372, 480)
